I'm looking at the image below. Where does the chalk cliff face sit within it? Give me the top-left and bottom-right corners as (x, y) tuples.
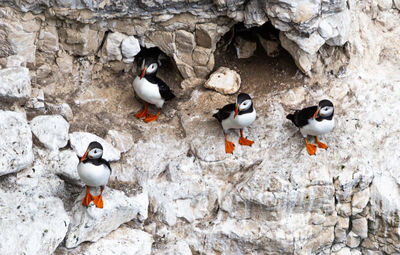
(0, 0), (399, 254)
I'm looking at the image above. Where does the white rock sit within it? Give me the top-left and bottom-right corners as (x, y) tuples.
(102, 32), (128, 62)
(6, 55), (26, 67)
(0, 67), (31, 102)
(346, 231), (360, 248)
(285, 30), (326, 55)
(50, 150), (81, 184)
(351, 188), (370, 215)
(121, 36), (141, 59)
(234, 36), (257, 59)
(106, 130), (134, 153)
(351, 217), (368, 239)
(204, 67), (241, 95)
(46, 102), (74, 121)
(69, 132), (121, 161)
(0, 190), (70, 255)
(26, 88), (45, 111)
(323, 10), (351, 46)
(0, 111), (33, 176)
(80, 226), (153, 255)
(65, 189), (149, 248)
(30, 115), (70, 151)
(157, 240), (192, 255)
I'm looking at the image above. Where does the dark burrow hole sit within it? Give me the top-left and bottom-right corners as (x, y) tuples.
(214, 21), (304, 95)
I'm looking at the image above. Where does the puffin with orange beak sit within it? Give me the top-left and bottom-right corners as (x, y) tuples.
(132, 50), (175, 123)
(77, 141), (111, 208)
(286, 99), (335, 155)
(213, 93), (256, 154)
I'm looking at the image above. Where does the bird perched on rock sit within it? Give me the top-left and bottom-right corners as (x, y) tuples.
(213, 93), (256, 154)
(78, 141), (111, 208)
(286, 99), (335, 155)
(133, 49), (175, 123)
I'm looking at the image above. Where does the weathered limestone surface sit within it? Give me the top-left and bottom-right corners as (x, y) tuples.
(0, 0), (398, 254)
(0, 111), (33, 176)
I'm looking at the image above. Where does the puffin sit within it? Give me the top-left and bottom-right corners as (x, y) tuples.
(213, 93), (256, 154)
(78, 141), (111, 208)
(286, 99), (335, 155)
(133, 50), (175, 123)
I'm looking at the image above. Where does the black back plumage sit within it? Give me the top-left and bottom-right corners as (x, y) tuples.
(144, 74), (175, 101)
(287, 100), (334, 128)
(81, 158), (112, 173)
(286, 106), (318, 128)
(213, 103), (236, 122)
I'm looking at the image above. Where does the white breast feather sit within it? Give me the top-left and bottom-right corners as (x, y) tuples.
(221, 109), (256, 131)
(78, 162), (111, 187)
(133, 76), (165, 108)
(300, 118), (335, 137)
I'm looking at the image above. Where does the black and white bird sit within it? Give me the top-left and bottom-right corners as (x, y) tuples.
(133, 50), (175, 123)
(78, 141), (111, 208)
(213, 93), (256, 154)
(286, 99), (335, 155)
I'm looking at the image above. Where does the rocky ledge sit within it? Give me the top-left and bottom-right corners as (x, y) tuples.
(0, 0), (400, 254)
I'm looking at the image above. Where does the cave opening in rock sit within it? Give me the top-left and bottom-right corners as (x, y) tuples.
(214, 22), (303, 94)
(135, 46), (183, 96)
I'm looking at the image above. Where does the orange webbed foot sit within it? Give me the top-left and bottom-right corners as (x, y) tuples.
(144, 110), (160, 123)
(224, 133), (235, 154)
(82, 186), (94, 207)
(306, 143), (317, 155)
(315, 137), (328, 149)
(134, 103), (149, 119)
(93, 195), (103, 208)
(225, 140), (235, 154)
(238, 129), (254, 146)
(92, 188), (104, 208)
(239, 137), (254, 146)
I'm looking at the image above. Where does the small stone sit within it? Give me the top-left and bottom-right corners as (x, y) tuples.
(30, 115), (70, 151)
(352, 188), (370, 215)
(258, 35), (280, 57)
(69, 132), (121, 162)
(65, 189), (148, 248)
(351, 217), (368, 239)
(195, 23), (218, 49)
(346, 231), (360, 248)
(204, 67), (241, 95)
(38, 26), (59, 53)
(0, 67), (31, 102)
(102, 32), (128, 62)
(56, 52), (73, 74)
(234, 36), (257, 59)
(26, 88), (45, 111)
(121, 36), (141, 59)
(6, 55), (26, 67)
(46, 102), (74, 121)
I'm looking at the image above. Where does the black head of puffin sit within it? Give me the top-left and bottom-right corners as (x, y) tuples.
(139, 55), (161, 79)
(80, 141), (103, 162)
(313, 99), (334, 119)
(234, 93), (252, 118)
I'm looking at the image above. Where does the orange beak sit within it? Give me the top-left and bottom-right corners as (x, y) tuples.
(312, 107), (321, 119)
(140, 67), (147, 80)
(234, 104), (239, 118)
(80, 149), (88, 162)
